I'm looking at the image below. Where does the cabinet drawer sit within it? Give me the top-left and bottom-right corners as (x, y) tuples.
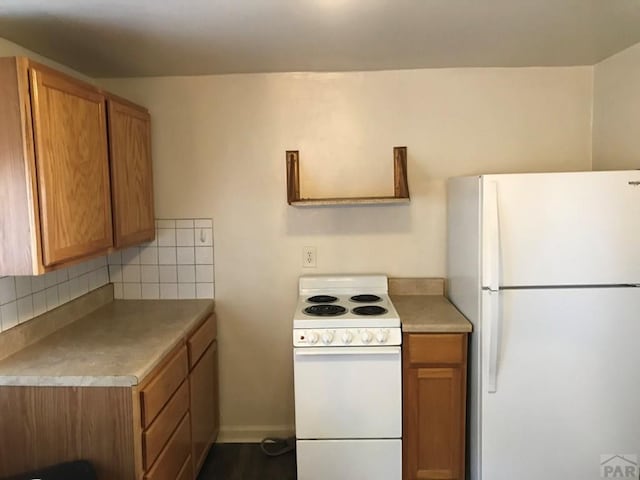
(176, 455), (193, 480)
(141, 346), (188, 428)
(188, 314), (216, 369)
(406, 334), (466, 366)
(143, 379), (189, 470)
(144, 413), (191, 480)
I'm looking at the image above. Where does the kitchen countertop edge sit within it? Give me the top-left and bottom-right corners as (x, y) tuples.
(0, 299), (214, 387)
(392, 294), (472, 333)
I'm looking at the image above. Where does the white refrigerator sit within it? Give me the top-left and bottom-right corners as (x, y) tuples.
(447, 171), (640, 480)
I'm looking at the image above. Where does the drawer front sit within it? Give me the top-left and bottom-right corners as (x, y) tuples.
(176, 455), (193, 480)
(406, 334), (466, 366)
(188, 314), (216, 369)
(143, 379), (190, 470)
(141, 346), (188, 428)
(144, 413), (191, 480)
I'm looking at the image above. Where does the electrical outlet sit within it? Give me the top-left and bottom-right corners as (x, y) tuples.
(302, 246), (317, 268)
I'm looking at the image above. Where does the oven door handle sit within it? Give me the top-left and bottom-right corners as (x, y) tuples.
(294, 346), (401, 356)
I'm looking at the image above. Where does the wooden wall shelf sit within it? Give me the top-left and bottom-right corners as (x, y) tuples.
(286, 146), (410, 206)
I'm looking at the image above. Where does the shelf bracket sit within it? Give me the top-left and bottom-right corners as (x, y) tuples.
(286, 146), (409, 206)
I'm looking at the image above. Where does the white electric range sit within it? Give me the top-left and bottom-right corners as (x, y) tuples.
(292, 274), (402, 480)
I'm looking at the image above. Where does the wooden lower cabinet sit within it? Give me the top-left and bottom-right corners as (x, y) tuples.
(188, 314), (220, 474)
(0, 314), (219, 480)
(403, 333), (468, 480)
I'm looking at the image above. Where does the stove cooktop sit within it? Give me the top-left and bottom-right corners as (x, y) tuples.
(293, 274), (400, 329)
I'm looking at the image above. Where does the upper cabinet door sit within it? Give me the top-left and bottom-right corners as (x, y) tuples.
(107, 98), (155, 248)
(29, 65), (113, 266)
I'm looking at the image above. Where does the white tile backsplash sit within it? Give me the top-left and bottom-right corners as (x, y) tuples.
(139, 246), (159, 265)
(157, 229), (177, 247)
(178, 283), (196, 299)
(0, 219), (214, 333)
(176, 219), (194, 228)
(141, 283), (160, 300)
(160, 283), (178, 299)
(159, 265), (178, 283)
(16, 296), (33, 323)
(195, 265), (214, 283)
(194, 219), (213, 228)
(177, 247), (195, 265)
(177, 265), (196, 283)
(196, 282), (215, 299)
(1, 302), (18, 331)
(156, 219), (176, 229)
(122, 264), (142, 283)
(112, 218), (215, 300)
(32, 291), (47, 317)
(15, 276), (32, 298)
(141, 265), (159, 283)
(0, 276), (17, 304)
(195, 247), (214, 265)
(123, 283), (142, 300)
(45, 286), (60, 310)
(158, 247), (177, 265)
(0, 257), (109, 333)
(177, 229), (195, 247)
(196, 228), (213, 247)
(122, 247), (141, 265)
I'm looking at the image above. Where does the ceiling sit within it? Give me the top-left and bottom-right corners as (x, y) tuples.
(1, 0), (640, 78)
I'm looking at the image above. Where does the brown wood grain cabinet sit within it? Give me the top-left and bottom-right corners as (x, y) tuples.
(30, 64), (114, 267)
(403, 333), (468, 480)
(188, 314), (220, 474)
(107, 96), (155, 248)
(0, 314), (219, 480)
(0, 56), (155, 275)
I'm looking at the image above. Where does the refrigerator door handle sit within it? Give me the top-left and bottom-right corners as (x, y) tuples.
(487, 290), (500, 393)
(485, 181), (500, 292)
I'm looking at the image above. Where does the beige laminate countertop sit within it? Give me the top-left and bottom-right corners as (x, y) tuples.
(392, 295), (472, 333)
(0, 299), (214, 387)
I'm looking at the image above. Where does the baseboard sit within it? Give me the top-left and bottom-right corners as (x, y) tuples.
(217, 424), (295, 443)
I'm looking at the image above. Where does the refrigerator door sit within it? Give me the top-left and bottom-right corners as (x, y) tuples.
(481, 171), (640, 287)
(479, 287), (640, 480)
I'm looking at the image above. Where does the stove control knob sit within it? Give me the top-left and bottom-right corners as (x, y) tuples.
(361, 330), (373, 344)
(321, 331), (334, 345)
(341, 331), (354, 344)
(376, 329), (389, 344)
(308, 332), (319, 345)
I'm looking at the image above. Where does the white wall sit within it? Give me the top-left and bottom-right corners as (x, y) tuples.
(593, 42), (640, 170)
(101, 67), (593, 440)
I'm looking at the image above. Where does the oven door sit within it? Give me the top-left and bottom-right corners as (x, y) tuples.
(294, 346), (402, 439)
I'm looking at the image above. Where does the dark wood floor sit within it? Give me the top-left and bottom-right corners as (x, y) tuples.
(197, 443), (297, 480)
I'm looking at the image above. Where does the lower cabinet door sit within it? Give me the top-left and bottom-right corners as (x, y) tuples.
(190, 341), (219, 473)
(403, 366), (465, 480)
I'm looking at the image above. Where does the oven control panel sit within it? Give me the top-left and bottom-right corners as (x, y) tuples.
(293, 328), (402, 347)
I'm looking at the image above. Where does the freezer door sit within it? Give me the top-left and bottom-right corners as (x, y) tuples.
(481, 171), (640, 287)
(479, 288), (640, 480)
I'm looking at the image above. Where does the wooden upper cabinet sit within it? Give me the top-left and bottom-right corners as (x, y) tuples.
(107, 98), (155, 248)
(30, 64), (113, 266)
(0, 56), (155, 275)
